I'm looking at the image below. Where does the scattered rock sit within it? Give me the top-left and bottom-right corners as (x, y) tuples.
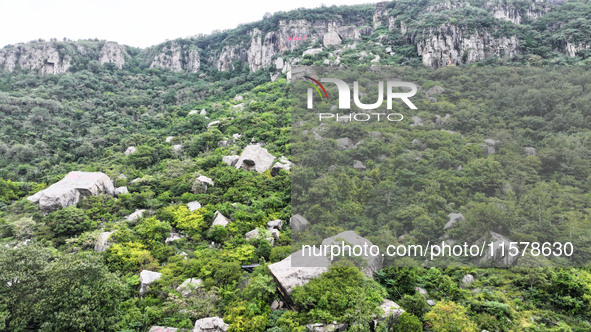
(274, 57), (284, 70)
(353, 160), (366, 170)
(94, 231), (115, 252)
(290, 214), (309, 232)
(336, 137), (356, 150)
(415, 287), (427, 296)
(235, 145), (275, 173)
(269, 229), (280, 239)
(124, 146), (136, 155)
(322, 230), (383, 277)
(444, 213), (465, 230)
(427, 299), (436, 306)
(140, 270), (162, 296)
(234, 95), (244, 102)
(484, 138), (500, 147)
(192, 175), (214, 193)
(222, 155), (239, 167)
(176, 278), (202, 296)
(375, 299), (404, 326)
(378, 154), (387, 161)
(172, 144), (182, 155)
(115, 186), (129, 195)
(426, 86), (445, 95)
(462, 274), (475, 287)
(268, 250), (330, 295)
(207, 120), (220, 129)
(245, 228), (274, 245)
(435, 114), (451, 125)
(267, 219), (283, 230)
(165, 136), (174, 143)
(187, 201), (201, 212)
(165, 232), (184, 243)
(303, 48), (323, 56)
(200, 109), (207, 115)
(524, 147), (536, 156)
(188, 110), (199, 115)
(211, 211), (230, 227)
(126, 209), (147, 222)
(271, 156), (292, 176)
(27, 171), (115, 212)
(270, 299), (284, 310)
(194, 317), (229, 332)
(479, 231), (519, 266)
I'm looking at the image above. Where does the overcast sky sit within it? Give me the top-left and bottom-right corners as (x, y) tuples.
(0, 0), (381, 48)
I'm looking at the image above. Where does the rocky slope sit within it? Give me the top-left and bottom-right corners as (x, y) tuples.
(0, 0), (587, 74)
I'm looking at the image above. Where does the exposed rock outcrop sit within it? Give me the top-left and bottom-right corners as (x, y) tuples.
(187, 201), (201, 212)
(271, 157), (292, 176)
(99, 42), (126, 69)
(444, 213), (465, 230)
(222, 155), (239, 167)
(139, 270), (162, 296)
(321, 230), (383, 278)
(235, 145), (275, 173)
(126, 209), (147, 221)
(194, 317), (229, 332)
(27, 171), (115, 212)
(150, 42), (200, 73)
(268, 250), (330, 296)
(0, 42), (73, 74)
(211, 211), (230, 227)
(192, 175), (214, 193)
(290, 214), (310, 232)
(176, 278), (202, 296)
(94, 231), (115, 252)
(115, 186), (129, 195)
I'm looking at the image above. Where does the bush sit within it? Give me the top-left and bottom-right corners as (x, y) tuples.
(393, 312), (423, 332)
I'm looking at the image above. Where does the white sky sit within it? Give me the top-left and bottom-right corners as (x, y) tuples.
(0, 0), (381, 49)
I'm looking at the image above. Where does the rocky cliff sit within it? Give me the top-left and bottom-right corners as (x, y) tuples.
(0, 0), (586, 74)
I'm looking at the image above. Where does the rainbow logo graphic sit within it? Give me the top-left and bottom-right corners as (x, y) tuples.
(304, 76), (328, 101)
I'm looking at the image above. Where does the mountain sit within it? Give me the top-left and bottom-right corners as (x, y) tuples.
(2, 1), (591, 332)
(1, 0), (590, 77)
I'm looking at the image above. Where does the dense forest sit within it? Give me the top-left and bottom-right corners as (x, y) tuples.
(2, 0), (591, 331)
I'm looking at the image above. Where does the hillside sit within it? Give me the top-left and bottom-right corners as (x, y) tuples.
(2, 0), (591, 332)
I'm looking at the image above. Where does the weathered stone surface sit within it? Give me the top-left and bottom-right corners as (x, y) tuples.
(150, 42), (200, 73)
(479, 231), (519, 266)
(410, 116), (424, 126)
(427, 299), (436, 306)
(290, 214), (309, 232)
(0, 41), (73, 74)
(166, 136), (175, 143)
(94, 231), (115, 252)
(222, 155), (239, 167)
(194, 317), (229, 332)
(336, 137), (356, 150)
(192, 176), (214, 193)
(235, 145), (275, 173)
(524, 147), (536, 156)
(271, 157), (292, 176)
(268, 250), (330, 295)
(27, 171), (115, 212)
(306, 323), (347, 332)
(140, 270), (162, 296)
(207, 120), (220, 129)
(115, 186), (129, 195)
(176, 278), (202, 296)
(353, 160), (366, 170)
(245, 228), (274, 245)
(444, 213), (465, 230)
(374, 299), (404, 326)
(126, 209), (147, 221)
(271, 299), (284, 311)
(188, 110), (199, 116)
(323, 30), (342, 47)
(415, 287), (427, 296)
(187, 201), (201, 212)
(211, 211), (230, 227)
(269, 229), (280, 239)
(200, 109), (207, 115)
(173, 144), (182, 155)
(165, 232), (184, 243)
(99, 42), (126, 69)
(267, 219), (283, 230)
(435, 114), (451, 125)
(426, 86), (445, 95)
(124, 146), (136, 155)
(462, 274), (475, 287)
(322, 230), (383, 278)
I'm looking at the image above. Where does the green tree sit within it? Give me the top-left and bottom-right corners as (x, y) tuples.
(424, 301), (477, 332)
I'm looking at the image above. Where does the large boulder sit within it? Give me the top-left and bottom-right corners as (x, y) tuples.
(94, 231), (115, 252)
(267, 219), (283, 230)
(235, 145), (275, 173)
(176, 278), (203, 296)
(321, 230), (383, 278)
(126, 209), (147, 221)
(211, 211), (230, 227)
(114, 186), (129, 195)
(124, 146), (136, 156)
(444, 213), (465, 230)
(139, 270), (162, 296)
(478, 231), (519, 266)
(245, 228), (274, 245)
(290, 214), (309, 232)
(194, 317), (229, 332)
(268, 250), (330, 296)
(271, 157), (292, 176)
(187, 201), (202, 212)
(374, 300), (404, 326)
(27, 171), (115, 212)
(222, 155), (239, 167)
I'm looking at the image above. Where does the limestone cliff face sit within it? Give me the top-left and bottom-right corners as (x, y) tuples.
(0, 42), (73, 74)
(416, 25), (519, 68)
(149, 42), (200, 72)
(99, 42), (127, 69)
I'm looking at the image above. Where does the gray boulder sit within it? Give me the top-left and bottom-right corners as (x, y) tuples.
(188, 110), (199, 115)
(235, 145), (275, 173)
(124, 146), (136, 156)
(336, 137), (356, 150)
(176, 278), (202, 296)
(268, 250), (330, 295)
(187, 201), (202, 212)
(245, 228), (274, 245)
(321, 230), (383, 278)
(192, 175), (214, 193)
(479, 231), (518, 266)
(194, 317), (229, 332)
(271, 157), (292, 176)
(165, 136), (175, 143)
(140, 270), (162, 296)
(462, 274), (475, 287)
(427, 299), (436, 306)
(222, 155), (239, 167)
(290, 214), (309, 232)
(267, 219), (283, 230)
(444, 213), (465, 230)
(374, 299), (404, 326)
(115, 186), (129, 195)
(207, 120), (220, 129)
(211, 211), (230, 227)
(410, 116), (424, 126)
(200, 109), (206, 115)
(353, 160), (366, 170)
(172, 144), (182, 155)
(426, 86), (445, 95)
(126, 209), (146, 222)
(165, 232), (184, 243)
(27, 171), (115, 212)
(94, 231), (115, 252)
(524, 147), (536, 156)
